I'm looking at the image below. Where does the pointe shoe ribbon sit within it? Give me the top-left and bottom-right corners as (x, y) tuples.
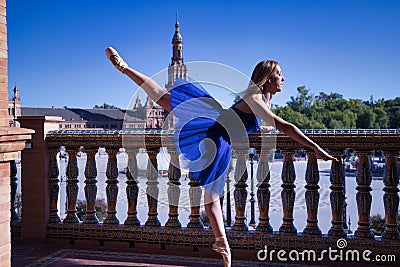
(105, 47), (128, 73)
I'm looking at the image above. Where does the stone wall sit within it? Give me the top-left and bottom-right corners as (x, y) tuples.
(0, 1), (10, 267)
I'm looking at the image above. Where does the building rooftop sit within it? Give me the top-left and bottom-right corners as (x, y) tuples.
(21, 107), (146, 122)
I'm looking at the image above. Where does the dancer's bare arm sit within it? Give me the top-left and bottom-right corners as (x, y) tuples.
(245, 94), (337, 161)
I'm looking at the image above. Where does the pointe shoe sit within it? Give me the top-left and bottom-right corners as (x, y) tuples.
(212, 236), (231, 267)
(105, 47), (128, 73)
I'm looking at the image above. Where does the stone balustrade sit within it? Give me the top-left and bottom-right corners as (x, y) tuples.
(12, 118), (400, 261)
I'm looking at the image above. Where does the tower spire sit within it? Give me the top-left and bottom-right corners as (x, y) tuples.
(171, 13), (183, 65)
(166, 13), (188, 89)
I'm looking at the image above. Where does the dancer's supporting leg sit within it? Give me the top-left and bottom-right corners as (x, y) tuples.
(105, 47), (171, 111)
(205, 192), (231, 267)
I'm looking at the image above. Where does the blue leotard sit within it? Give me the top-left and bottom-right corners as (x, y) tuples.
(170, 79), (261, 195)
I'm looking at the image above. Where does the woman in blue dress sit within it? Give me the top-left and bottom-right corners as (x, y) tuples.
(105, 47), (337, 267)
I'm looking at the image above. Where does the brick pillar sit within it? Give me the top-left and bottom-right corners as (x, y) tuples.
(0, 83), (10, 267)
(0, 1), (9, 263)
(0, 3), (34, 267)
(17, 116), (63, 239)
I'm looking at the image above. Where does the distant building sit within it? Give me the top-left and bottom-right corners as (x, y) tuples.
(9, 88), (147, 130)
(21, 107), (145, 130)
(9, 16), (188, 130)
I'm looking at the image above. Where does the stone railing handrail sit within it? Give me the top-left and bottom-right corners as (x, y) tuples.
(47, 128), (400, 135)
(45, 128), (400, 151)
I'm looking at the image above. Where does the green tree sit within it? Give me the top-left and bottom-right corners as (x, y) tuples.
(372, 107), (388, 128)
(347, 99), (365, 114)
(374, 98), (386, 108)
(315, 92), (343, 101)
(342, 110), (357, 128)
(324, 110), (356, 129)
(286, 86), (314, 114)
(370, 214), (385, 235)
(274, 106), (325, 129)
(275, 88), (399, 130)
(384, 97), (400, 128)
(385, 97), (400, 107)
(76, 198), (108, 222)
(328, 119), (344, 129)
(387, 106), (400, 128)
(94, 103), (119, 109)
(356, 108), (376, 128)
(320, 99), (351, 112)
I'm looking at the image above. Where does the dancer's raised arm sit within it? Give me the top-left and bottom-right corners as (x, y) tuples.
(245, 93), (337, 161)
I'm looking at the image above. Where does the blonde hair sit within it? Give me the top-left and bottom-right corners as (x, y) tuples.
(240, 60), (279, 99)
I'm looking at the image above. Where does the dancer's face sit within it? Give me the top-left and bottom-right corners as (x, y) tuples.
(263, 64), (285, 94)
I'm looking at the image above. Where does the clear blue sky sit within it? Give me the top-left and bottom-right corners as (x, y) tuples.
(7, 0), (400, 108)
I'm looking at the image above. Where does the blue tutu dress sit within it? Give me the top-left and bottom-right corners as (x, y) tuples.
(170, 79), (261, 195)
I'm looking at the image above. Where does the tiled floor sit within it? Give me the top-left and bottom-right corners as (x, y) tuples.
(11, 239), (255, 267)
(13, 239), (385, 267)
(18, 249), (226, 267)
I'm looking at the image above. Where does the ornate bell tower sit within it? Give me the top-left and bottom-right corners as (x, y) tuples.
(166, 13), (188, 89)
(146, 15), (187, 129)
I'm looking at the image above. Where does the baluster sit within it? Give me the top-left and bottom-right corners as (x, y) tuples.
(226, 159), (233, 227)
(166, 149), (182, 227)
(83, 149), (99, 224)
(10, 160), (20, 225)
(63, 149), (79, 223)
(255, 150), (272, 232)
(232, 148), (248, 231)
(279, 150), (297, 233)
(145, 149), (161, 226)
(48, 150), (61, 223)
(381, 151), (400, 239)
(104, 149), (119, 224)
(187, 172), (204, 228)
(354, 150), (374, 238)
(303, 151), (322, 235)
(124, 149), (140, 225)
(328, 150), (346, 236)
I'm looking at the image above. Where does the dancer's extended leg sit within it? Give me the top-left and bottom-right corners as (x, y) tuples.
(205, 192), (231, 267)
(105, 47), (171, 111)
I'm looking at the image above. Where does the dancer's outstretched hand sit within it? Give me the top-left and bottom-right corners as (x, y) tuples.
(260, 125), (275, 133)
(315, 147), (338, 162)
